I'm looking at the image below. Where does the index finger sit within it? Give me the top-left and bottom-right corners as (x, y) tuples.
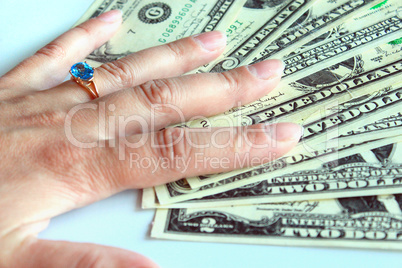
(2, 10), (122, 92)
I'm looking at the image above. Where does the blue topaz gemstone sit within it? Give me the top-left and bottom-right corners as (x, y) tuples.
(70, 62), (94, 81)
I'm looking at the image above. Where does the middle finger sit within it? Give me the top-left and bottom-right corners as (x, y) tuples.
(71, 59), (284, 140)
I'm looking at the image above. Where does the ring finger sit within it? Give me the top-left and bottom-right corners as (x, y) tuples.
(69, 59), (284, 140)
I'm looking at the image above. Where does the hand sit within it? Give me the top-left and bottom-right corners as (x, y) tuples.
(0, 10), (302, 268)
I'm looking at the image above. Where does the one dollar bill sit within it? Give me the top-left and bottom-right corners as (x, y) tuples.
(184, 42), (402, 129)
(198, 0), (319, 73)
(75, 0), (246, 66)
(279, 0), (402, 82)
(249, 0), (386, 60)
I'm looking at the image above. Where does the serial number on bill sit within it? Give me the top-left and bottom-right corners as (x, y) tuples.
(159, 2), (195, 43)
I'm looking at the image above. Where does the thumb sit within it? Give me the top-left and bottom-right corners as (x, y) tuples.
(14, 238), (159, 268)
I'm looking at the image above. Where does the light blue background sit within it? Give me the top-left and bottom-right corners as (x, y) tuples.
(0, 1), (401, 267)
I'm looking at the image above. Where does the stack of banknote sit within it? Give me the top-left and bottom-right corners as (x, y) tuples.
(76, 0), (402, 250)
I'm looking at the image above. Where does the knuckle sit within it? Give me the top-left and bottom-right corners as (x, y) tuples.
(165, 41), (186, 62)
(74, 24), (93, 38)
(139, 79), (179, 107)
(218, 71), (241, 98)
(154, 128), (193, 168)
(35, 41), (66, 61)
(99, 59), (137, 88)
(75, 250), (104, 268)
(244, 126), (270, 152)
(245, 128), (260, 150)
(233, 127), (255, 154)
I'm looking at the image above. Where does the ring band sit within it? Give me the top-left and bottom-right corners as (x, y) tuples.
(70, 62), (99, 99)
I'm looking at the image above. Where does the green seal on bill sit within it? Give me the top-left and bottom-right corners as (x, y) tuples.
(388, 37), (402, 45)
(370, 0), (388, 10)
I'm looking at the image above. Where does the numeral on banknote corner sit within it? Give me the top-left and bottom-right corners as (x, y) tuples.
(200, 120), (210, 128)
(200, 218), (217, 233)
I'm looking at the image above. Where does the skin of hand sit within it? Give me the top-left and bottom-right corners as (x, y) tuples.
(0, 10), (302, 268)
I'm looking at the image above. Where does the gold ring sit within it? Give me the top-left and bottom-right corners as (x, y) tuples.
(70, 62), (99, 99)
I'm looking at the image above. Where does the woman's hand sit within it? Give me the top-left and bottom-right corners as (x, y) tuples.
(0, 10), (302, 268)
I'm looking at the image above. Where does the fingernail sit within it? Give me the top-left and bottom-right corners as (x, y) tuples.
(247, 59), (284, 80)
(193, 31), (227, 52)
(97, 9), (122, 23)
(265, 123), (303, 142)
